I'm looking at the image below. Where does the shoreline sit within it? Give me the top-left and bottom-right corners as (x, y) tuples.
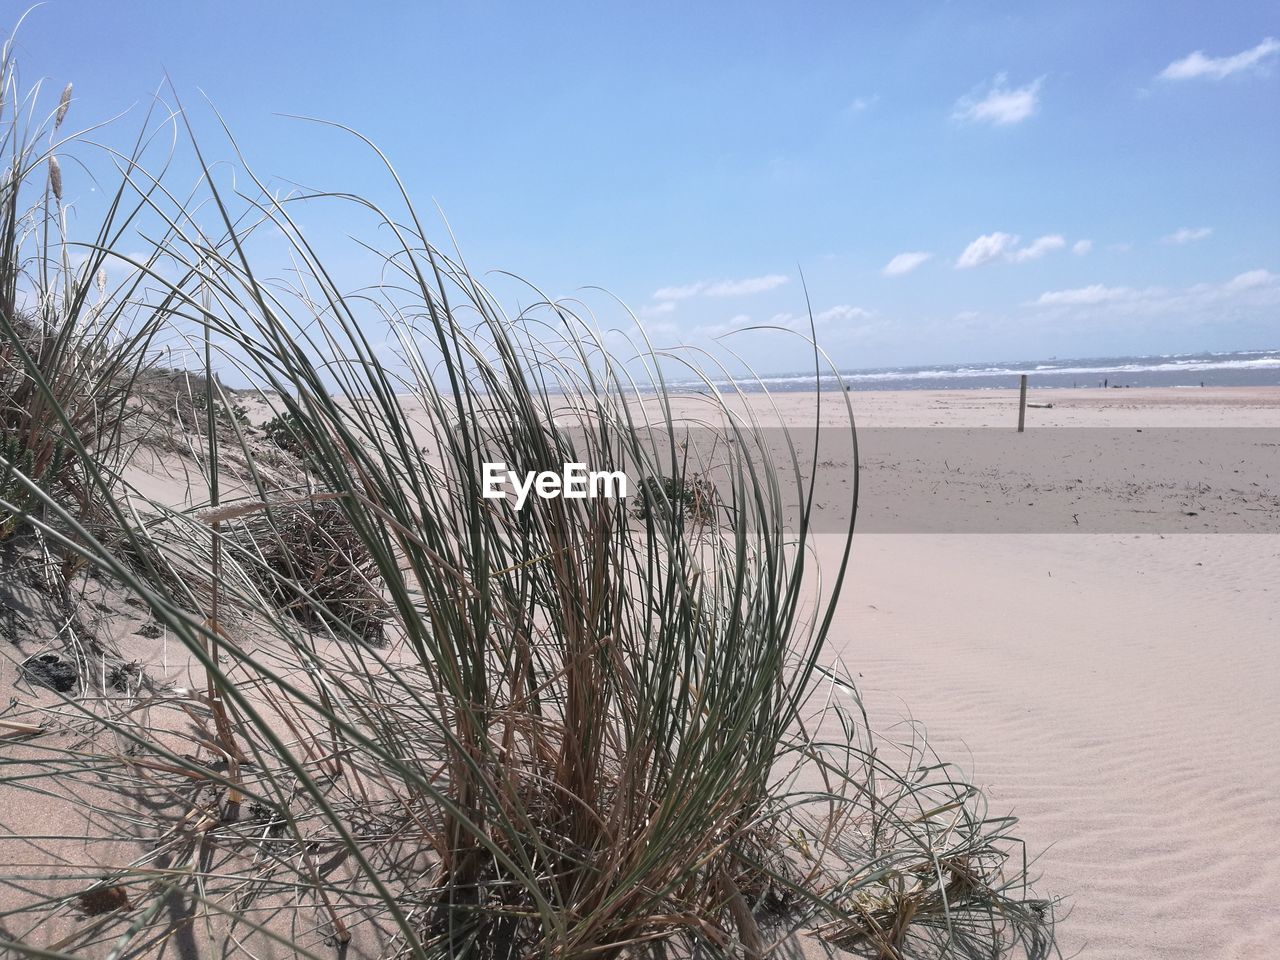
(655, 347), (1280, 395)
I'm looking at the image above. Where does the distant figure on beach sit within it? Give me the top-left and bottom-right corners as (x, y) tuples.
(1104, 378), (1108, 388)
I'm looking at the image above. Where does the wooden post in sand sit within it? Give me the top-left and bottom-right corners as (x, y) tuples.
(1017, 374), (1028, 432)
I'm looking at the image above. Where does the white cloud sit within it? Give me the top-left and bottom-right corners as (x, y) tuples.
(652, 281), (705, 301)
(1162, 226), (1213, 245)
(848, 94), (879, 113)
(956, 231), (1071, 268)
(689, 313), (753, 339)
(1158, 38), (1280, 81)
(638, 300), (676, 318)
(654, 274), (789, 301)
(761, 306), (886, 340)
(695, 305), (876, 339)
(881, 251), (933, 277)
(1027, 270), (1279, 324)
(1224, 268), (1277, 292)
(953, 73), (1044, 126)
(1009, 234), (1066, 262)
(704, 274), (789, 297)
(1033, 284), (1138, 306)
(612, 318), (680, 343)
(955, 232), (1020, 268)
(1072, 239), (1093, 256)
(813, 304), (874, 325)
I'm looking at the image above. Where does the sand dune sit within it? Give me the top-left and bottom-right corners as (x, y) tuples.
(2, 386), (1276, 957)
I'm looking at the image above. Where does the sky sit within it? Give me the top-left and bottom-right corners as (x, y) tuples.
(9, 1), (1280, 373)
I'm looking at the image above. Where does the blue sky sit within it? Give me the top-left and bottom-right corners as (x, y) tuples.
(11, 1), (1280, 372)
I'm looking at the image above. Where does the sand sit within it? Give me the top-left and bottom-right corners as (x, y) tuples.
(822, 532), (1280, 959)
(2, 385), (1277, 957)
(805, 387), (1280, 959)
(651, 385), (1278, 957)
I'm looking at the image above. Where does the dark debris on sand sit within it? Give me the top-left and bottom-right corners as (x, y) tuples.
(21, 653), (78, 693)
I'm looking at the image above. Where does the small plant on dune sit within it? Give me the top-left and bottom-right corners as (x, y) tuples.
(234, 496), (388, 646)
(173, 389), (249, 434)
(632, 471), (722, 528)
(262, 408), (308, 454)
(0, 427), (70, 539)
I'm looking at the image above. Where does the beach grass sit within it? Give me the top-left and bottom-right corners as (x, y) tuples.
(0, 24), (1055, 960)
(0, 28), (167, 554)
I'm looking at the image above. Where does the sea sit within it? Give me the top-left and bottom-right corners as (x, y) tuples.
(677, 348), (1280, 393)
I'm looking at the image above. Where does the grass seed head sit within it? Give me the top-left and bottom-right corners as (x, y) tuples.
(55, 82), (71, 128)
(47, 154), (62, 201)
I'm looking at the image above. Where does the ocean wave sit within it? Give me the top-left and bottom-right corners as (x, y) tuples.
(798, 355), (1280, 383)
(666, 350), (1280, 392)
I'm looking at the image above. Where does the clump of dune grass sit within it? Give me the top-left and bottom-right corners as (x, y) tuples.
(0, 23), (165, 551)
(0, 31), (1056, 960)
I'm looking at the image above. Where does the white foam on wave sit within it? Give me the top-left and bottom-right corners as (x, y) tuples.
(667, 350), (1280, 391)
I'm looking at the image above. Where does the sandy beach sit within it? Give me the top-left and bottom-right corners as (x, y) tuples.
(642, 385), (1278, 956)
(829, 532), (1279, 959)
(815, 387), (1280, 958)
(2, 385), (1277, 958)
